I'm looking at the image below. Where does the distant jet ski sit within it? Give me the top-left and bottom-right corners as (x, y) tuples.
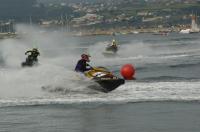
(106, 39), (118, 53)
(21, 56), (38, 67)
(84, 67), (125, 92)
(105, 45), (118, 53)
(21, 48), (40, 67)
(103, 39), (118, 57)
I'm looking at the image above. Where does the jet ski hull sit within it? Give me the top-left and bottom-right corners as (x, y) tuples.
(95, 78), (125, 92)
(106, 46), (118, 53)
(21, 58), (38, 67)
(84, 67), (125, 92)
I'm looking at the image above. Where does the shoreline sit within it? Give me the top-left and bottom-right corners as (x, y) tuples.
(71, 27), (179, 36)
(0, 27), (185, 38)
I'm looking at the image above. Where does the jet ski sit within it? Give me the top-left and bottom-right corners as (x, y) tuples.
(84, 67), (125, 92)
(105, 44), (118, 53)
(103, 44), (118, 57)
(105, 39), (118, 53)
(21, 56), (38, 67)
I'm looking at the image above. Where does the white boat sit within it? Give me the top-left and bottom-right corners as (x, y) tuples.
(75, 32), (83, 36)
(132, 31), (139, 34)
(179, 14), (200, 34)
(189, 15), (200, 33)
(179, 29), (190, 34)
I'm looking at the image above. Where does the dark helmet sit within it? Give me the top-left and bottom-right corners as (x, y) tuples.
(32, 48), (38, 52)
(81, 53), (91, 62)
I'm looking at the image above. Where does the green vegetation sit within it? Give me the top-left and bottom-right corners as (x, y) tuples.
(0, 0), (200, 29)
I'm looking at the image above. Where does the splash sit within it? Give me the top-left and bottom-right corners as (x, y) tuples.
(0, 24), (88, 99)
(1, 25), (200, 107)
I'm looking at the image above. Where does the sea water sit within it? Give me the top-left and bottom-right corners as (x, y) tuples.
(0, 25), (200, 132)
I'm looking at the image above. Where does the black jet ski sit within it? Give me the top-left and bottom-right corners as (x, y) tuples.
(21, 56), (38, 67)
(84, 67), (125, 92)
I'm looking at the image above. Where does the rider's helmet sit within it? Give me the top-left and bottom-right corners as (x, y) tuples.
(81, 53), (91, 62)
(32, 48), (38, 52)
(112, 39), (116, 46)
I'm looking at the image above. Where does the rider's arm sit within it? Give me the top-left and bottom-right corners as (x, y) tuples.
(25, 50), (31, 55)
(86, 63), (93, 70)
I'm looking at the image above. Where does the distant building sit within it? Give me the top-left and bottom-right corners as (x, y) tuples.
(142, 17), (163, 22)
(137, 11), (153, 16)
(71, 13), (103, 27)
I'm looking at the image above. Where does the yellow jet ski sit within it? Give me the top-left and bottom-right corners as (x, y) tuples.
(84, 67), (125, 92)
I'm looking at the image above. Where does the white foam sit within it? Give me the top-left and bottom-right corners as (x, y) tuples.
(1, 80), (200, 107)
(1, 25), (200, 107)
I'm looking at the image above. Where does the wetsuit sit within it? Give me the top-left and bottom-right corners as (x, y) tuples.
(75, 59), (91, 72)
(25, 50), (40, 62)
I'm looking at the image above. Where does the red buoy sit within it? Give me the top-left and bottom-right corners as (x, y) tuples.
(120, 64), (135, 80)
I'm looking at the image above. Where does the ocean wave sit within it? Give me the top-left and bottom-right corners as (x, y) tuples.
(169, 62), (200, 68)
(1, 97), (200, 108)
(1, 81), (200, 108)
(170, 37), (199, 42)
(139, 76), (198, 81)
(1, 26), (200, 108)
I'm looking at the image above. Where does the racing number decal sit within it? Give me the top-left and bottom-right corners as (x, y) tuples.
(92, 72), (106, 77)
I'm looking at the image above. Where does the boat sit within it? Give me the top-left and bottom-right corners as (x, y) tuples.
(133, 31), (139, 34)
(179, 29), (190, 34)
(189, 14), (200, 33)
(84, 67), (125, 92)
(180, 14), (200, 34)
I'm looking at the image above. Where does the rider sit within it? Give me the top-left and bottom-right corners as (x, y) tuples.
(75, 53), (92, 73)
(111, 39), (117, 48)
(25, 48), (40, 62)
